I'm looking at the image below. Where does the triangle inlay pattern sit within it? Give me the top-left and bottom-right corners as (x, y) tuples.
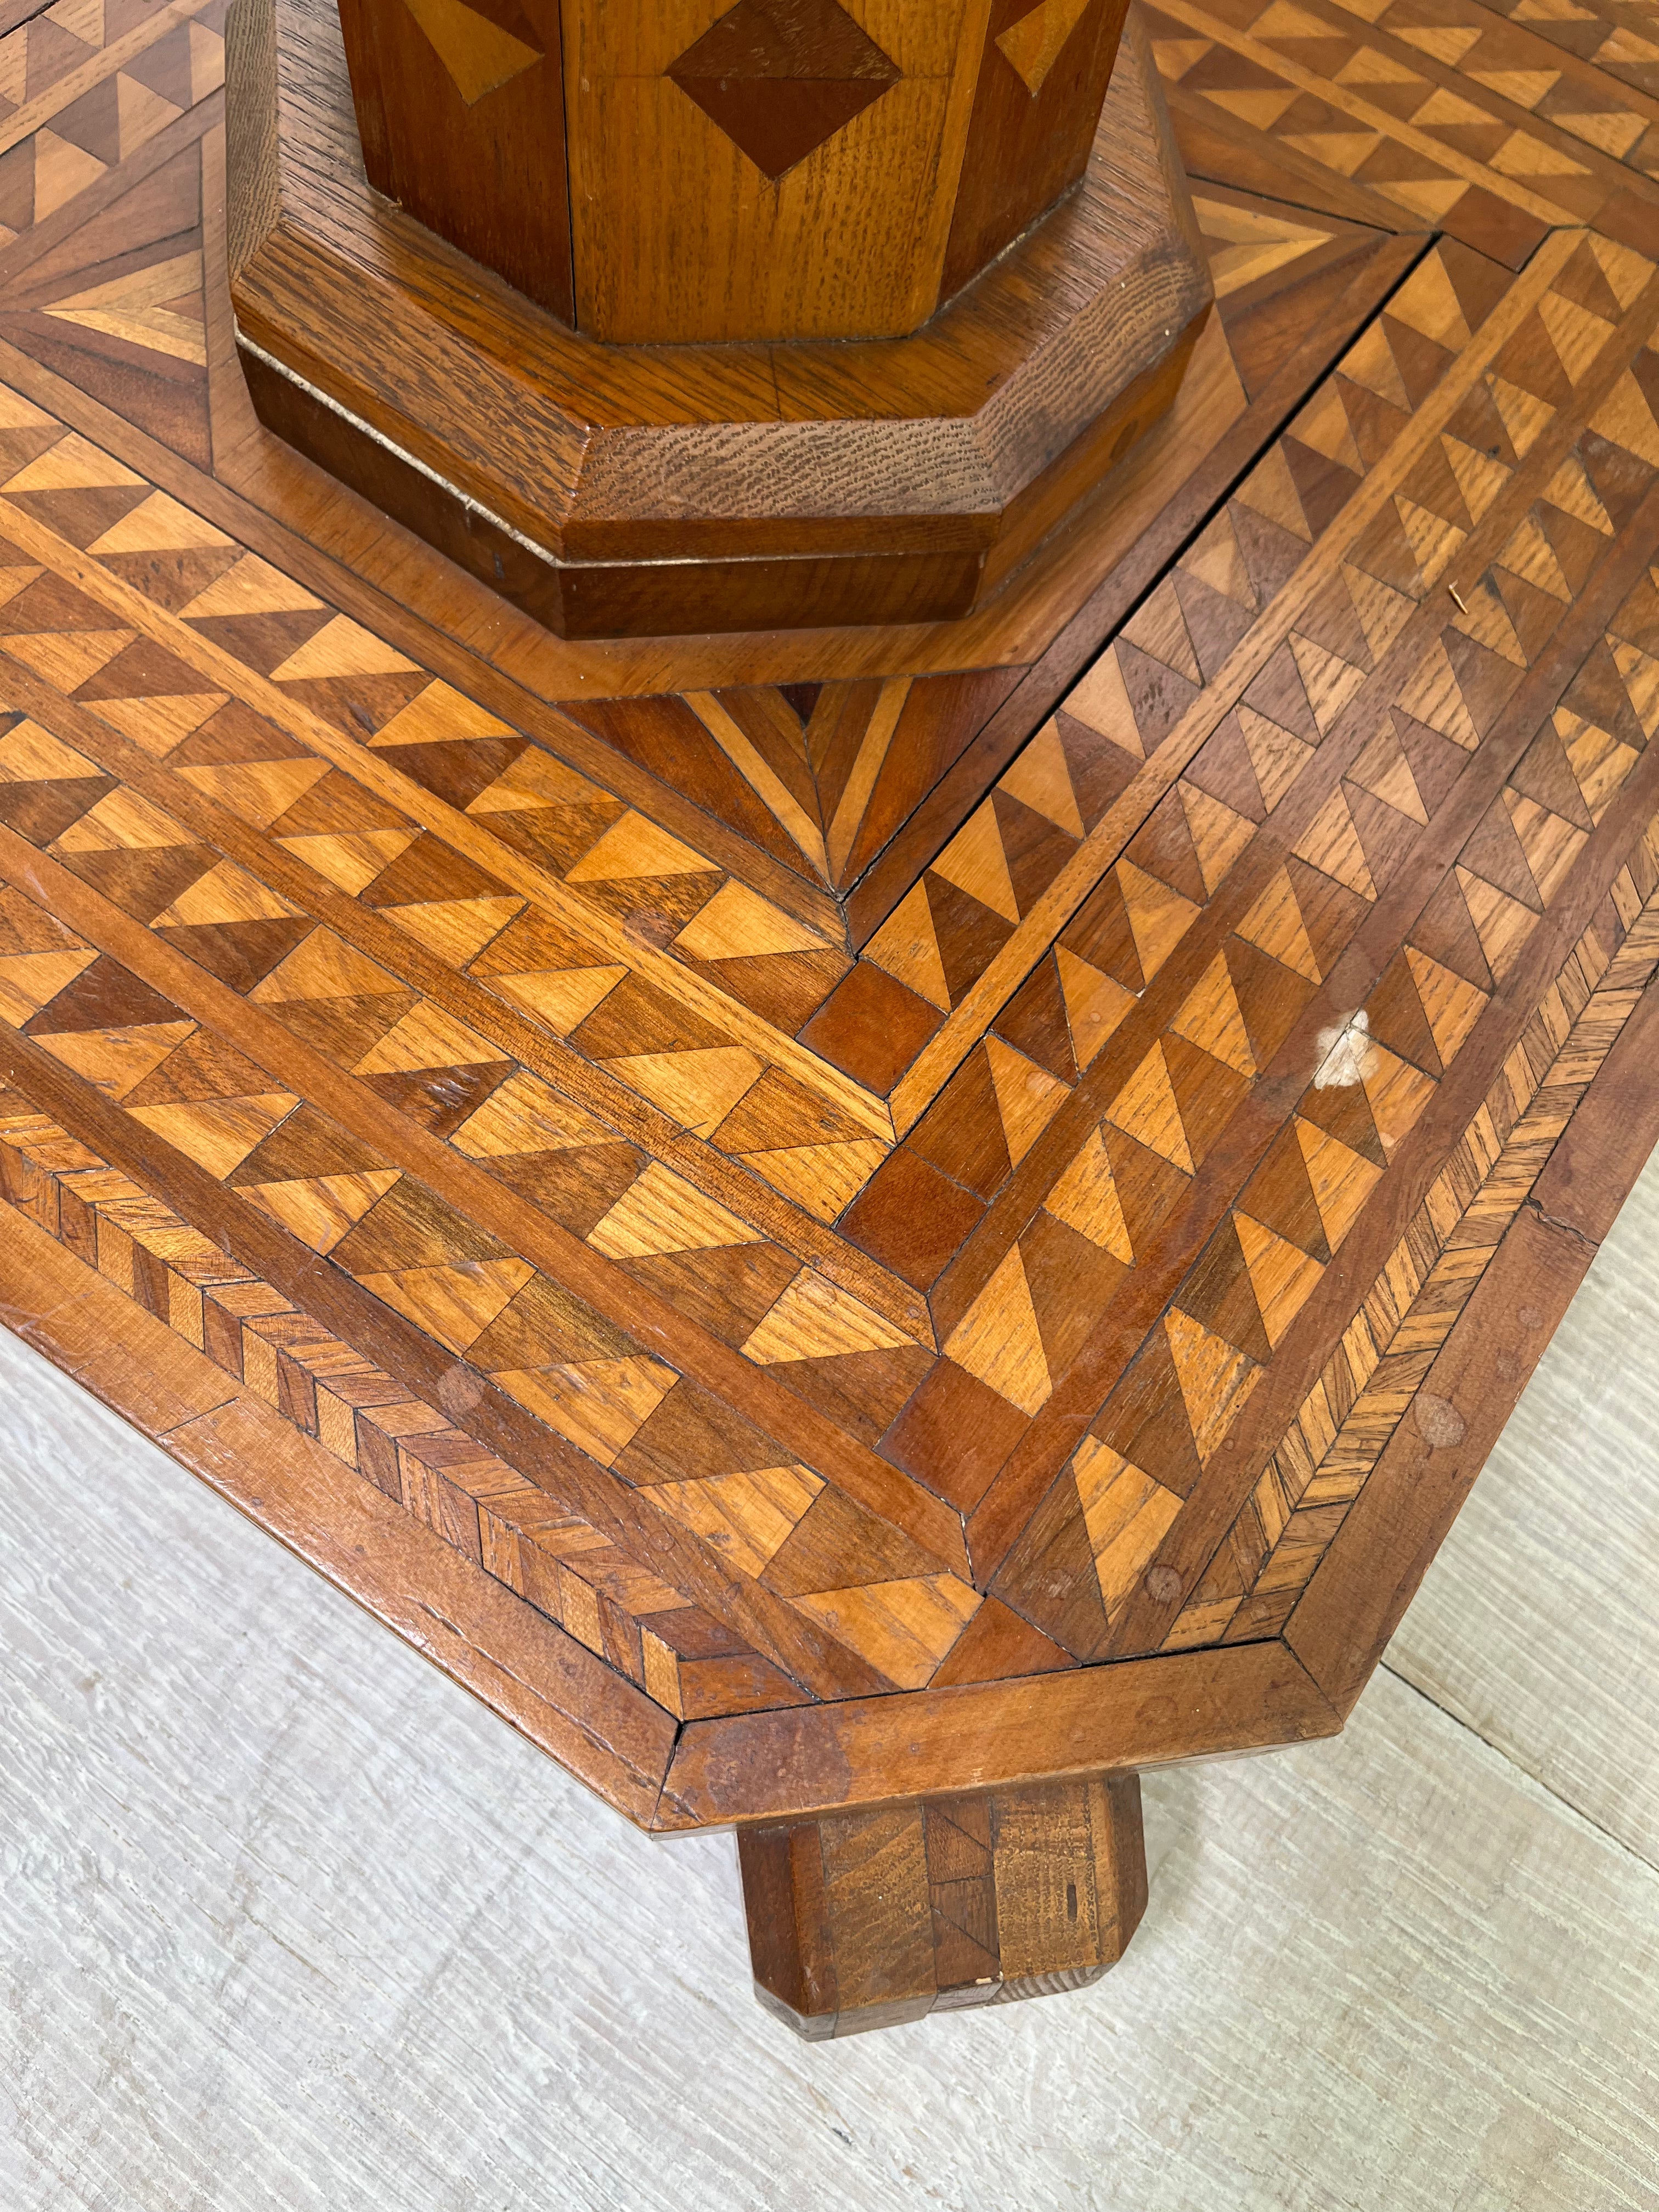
(400, 0), (543, 105)
(3, 0), (1659, 1781)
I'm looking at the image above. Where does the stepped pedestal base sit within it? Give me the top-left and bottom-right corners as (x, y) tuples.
(224, 0), (1210, 639)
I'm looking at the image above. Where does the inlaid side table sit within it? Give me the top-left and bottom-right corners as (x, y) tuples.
(0, 0), (1655, 2038)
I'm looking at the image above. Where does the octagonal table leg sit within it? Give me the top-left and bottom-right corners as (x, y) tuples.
(736, 1774), (1147, 2038)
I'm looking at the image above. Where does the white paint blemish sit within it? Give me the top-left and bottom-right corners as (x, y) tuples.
(1313, 1007), (1378, 1089)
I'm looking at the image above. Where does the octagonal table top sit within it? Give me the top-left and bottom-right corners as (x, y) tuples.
(1, 0), (1658, 1836)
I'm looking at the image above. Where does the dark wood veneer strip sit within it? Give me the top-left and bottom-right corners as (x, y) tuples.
(0, 1194), (680, 1823)
(842, 230), (1428, 943)
(966, 313), (1659, 1587)
(1108, 746), (1659, 1659)
(0, 817), (972, 1588)
(655, 1637), (1340, 1827)
(0, 644), (932, 1345)
(1285, 1205), (1598, 1713)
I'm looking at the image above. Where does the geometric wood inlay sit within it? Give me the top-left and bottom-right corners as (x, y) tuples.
(667, 0), (900, 178)
(401, 0), (542, 106)
(2, 0), (1658, 1948)
(998, 0), (1098, 95)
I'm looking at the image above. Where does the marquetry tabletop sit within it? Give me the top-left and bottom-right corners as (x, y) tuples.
(2, 0), (1657, 2030)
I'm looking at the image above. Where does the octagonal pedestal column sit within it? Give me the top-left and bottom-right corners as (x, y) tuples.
(738, 1773), (1147, 2037)
(336, 0), (1133, 343)
(226, 0), (1211, 637)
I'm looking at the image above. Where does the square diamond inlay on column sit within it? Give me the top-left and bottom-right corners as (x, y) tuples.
(668, 0), (901, 180)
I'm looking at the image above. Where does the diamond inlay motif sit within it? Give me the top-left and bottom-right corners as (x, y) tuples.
(14, 0), (1659, 2040)
(667, 0), (901, 180)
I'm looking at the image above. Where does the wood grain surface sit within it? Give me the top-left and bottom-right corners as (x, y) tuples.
(335, 0), (573, 321)
(1, 0), (1658, 2042)
(561, 0), (985, 341)
(1386, 1070), (1659, 1867)
(224, 0), (1210, 634)
(739, 1772), (1147, 2035)
(5, 1278), (1659, 2202)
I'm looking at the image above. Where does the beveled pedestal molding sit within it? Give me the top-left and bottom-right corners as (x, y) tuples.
(224, 0), (1211, 638)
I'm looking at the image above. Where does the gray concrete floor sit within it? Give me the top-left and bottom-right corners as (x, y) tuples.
(4, 1152), (1659, 2211)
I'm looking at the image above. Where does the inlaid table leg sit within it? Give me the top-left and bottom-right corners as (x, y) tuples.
(737, 1775), (1147, 2038)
